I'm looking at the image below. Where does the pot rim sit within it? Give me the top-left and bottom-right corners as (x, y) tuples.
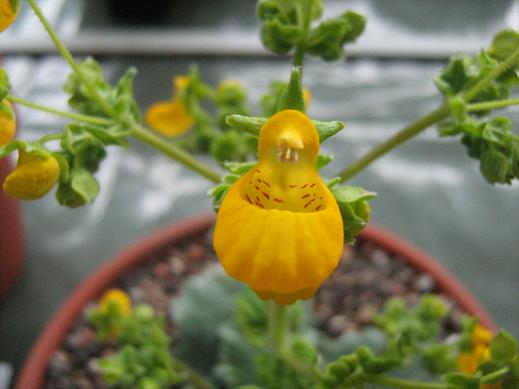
(15, 214), (496, 389)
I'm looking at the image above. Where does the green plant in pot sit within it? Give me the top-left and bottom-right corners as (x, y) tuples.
(2, 0), (519, 388)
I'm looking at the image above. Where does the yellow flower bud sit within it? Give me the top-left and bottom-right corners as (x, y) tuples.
(99, 289), (132, 316)
(145, 75), (194, 137)
(2, 151), (60, 200)
(213, 110), (344, 305)
(0, 0), (21, 32)
(0, 100), (15, 146)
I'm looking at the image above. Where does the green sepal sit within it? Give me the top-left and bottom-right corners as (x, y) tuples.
(0, 69), (10, 101)
(490, 331), (518, 362)
(443, 372), (481, 389)
(225, 115), (344, 143)
(208, 161), (255, 207)
(331, 185), (376, 243)
(223, 161), (256, 175)
(0, 139), (49, 159)
(277, 67), (305, 112)
(316, 153), (333, 170)
(0, 99), (14, 119)
(9, 0), (21, 12)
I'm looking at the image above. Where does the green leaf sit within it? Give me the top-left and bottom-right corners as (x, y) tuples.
(277, 67), (305, 112)
(444, 372), (481, 389)
(480, 147), (510, 185)
(0, 68), (10, 101)
(490, 29), (519, 63)
(235, 289), (268, 346)
(331, 185), (376, 243)
(56, 166), (100, 208)
(490, 331), (518, 362)
(356, 345), (400, 374)
(225, 114), (344, 143)
(316, 153), (333, 170)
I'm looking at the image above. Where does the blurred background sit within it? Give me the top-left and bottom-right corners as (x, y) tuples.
(0, 0), (518, 384)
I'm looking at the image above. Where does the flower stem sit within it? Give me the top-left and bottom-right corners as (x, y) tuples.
(292, 0), (314, 68)
(467, 98), (519, 112)
(462, 46), (519, 102)
(27, 0), (221, 183)
(7, 95), (114, 126)
(337, 45), (519, 182)
(365, 375), (448, 389)
(27, 0), (116, 118)
(267, 301), (289, 353)
(481, 367), (509, 384)
(130, 124), (221, 183)
(338, 104), (450, 182)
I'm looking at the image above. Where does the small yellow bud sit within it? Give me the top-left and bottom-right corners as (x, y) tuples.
(0, 100), (15, 146)
(0, 0), (22, 32)
(2, 151), (60, 200)
(99, 289), (132, 316)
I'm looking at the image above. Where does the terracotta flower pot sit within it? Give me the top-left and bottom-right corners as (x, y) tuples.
(0, 157), (25, 301)
(15, 214), (496, 389)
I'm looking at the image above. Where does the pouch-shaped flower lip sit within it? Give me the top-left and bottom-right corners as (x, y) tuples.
(2, 150), (60, 200)
(145, 75), (194, 137)
(0, 0), (21, 32)
(214, 109), (344, 302)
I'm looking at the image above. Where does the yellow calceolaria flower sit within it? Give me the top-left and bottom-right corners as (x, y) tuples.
(145, 75), (195, 137)
(0, 0), (21, 32)
(0, 100), (15, 146)
(213, 109), (344, 305)
(2, 150), (60, 200)
(458, 323), (493, 374)
(99, 289), (132, 316)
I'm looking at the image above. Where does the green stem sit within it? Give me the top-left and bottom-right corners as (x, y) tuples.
(38, 134), (63, 143)
(337, 46), (519, 182)
(467, 98), (519, 112)
(27, 0), (221, 183)
(463, 46), (519, 102)
(338, 105), (450, 182)
(365, 376), (447, 389)
(292, 0), (314, 68)
(27, 0), (116, 118)
(481, 367), (509, 384)
(170, 356), (216, 389)
(130, 124), (221, 183)
(7, 95), (114, 126)
(267, 301), (289, 353)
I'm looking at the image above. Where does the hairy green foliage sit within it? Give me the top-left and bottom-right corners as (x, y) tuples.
(329, 184), (376, 243)
(257, 0), (365, 62)
(0, 68), (10, 101)
(88, 303), (181, 389)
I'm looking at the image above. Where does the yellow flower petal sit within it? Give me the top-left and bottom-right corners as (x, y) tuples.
(0, 0), (21, 32)
(303, 88), (312, 108)
(99, 289), (132, 316)
(472, 323), (493, 346)
(0, 100), (15, 146)
(2, 151), (60, 200)
(457, 351), (479, 374)
(214, 110), (344, 303)
(145, 100), (194, 137)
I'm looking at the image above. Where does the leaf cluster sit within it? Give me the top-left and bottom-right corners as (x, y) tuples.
(436, 29), (519, 185)
(88, 303), (181, 389)
(257, 0), (365, 61)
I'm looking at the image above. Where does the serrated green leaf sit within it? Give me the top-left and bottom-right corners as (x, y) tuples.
(480, 147), (510, 184)
(56, 166), (99, 208)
